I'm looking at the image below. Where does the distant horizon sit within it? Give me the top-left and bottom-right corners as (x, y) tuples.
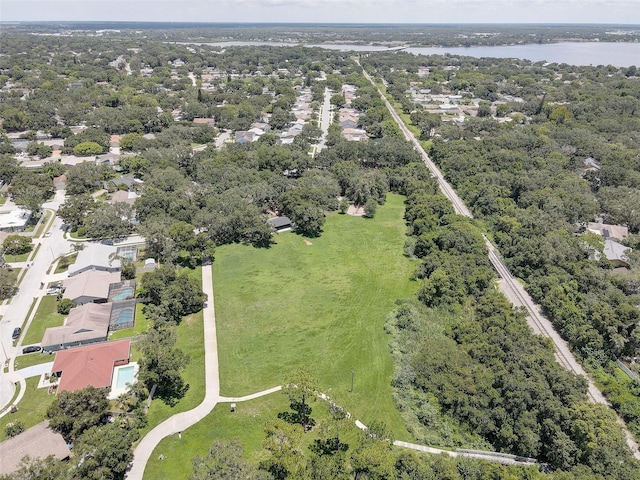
(2, 21), (640, 26)
(3, 1), (640, 25)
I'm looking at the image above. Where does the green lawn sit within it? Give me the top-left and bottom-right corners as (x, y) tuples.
(34, 211), (51, 238)
(7, 252), (30, 263)
(144, 391), (363, 479)
(0, 377), (56, 441)
(13, 351), (55, 371)
(22, 295), (65, 345)
(213, 193), (417, 438)
(54, 253), (77, 274)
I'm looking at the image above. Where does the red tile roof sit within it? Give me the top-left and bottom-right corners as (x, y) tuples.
(51, 340), (130, 393)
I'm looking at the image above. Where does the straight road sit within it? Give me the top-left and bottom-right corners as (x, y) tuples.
(358, 60), (640, 459)
(316, 87), (333, 153)
(0, 191), (69, 365)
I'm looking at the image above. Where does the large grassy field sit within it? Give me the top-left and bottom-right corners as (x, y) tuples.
(213, 193), (417, 438)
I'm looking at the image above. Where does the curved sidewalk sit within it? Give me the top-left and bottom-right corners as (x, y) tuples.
(126, 266), (220, 479)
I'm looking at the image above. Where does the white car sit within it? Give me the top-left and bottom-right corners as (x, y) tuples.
(44, 232), (51, 237)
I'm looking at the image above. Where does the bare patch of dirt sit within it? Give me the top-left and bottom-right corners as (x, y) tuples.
(304, 239), (312, 246)
(347, 205), (365, 216)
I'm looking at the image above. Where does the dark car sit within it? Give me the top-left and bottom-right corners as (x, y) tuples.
(22, 345), (42, 354)
(12, 327), (21, 340)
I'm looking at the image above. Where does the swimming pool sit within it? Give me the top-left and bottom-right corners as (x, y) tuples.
(112, 288), (134, 301)
(115, 365), (135, 389)
(114, 309), (134, 326)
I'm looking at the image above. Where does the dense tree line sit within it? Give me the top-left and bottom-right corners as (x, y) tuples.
(362, 51), (640, 441)
(385, 169), (640, 476)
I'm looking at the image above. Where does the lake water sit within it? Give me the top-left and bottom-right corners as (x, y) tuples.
(405, 42), (640, 67)
(203, 41), (640, 67)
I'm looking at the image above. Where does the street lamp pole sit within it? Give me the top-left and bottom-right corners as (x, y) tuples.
(350, 370), (355, 393)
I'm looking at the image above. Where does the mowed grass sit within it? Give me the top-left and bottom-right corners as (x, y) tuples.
(22, 295), (64, 345)
(213, 193), (417, 438)
(0, 377), (56, 441)
(145, 391), (364, 479)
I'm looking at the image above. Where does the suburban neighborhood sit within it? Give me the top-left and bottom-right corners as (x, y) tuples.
(0, 20), (639, 480)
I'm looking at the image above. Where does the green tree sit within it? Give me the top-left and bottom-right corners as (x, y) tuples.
(71, 423), (139, 480)
(137, 325), (190, 404)
(57, 194), (95, 231)
(57, 298), (76, 315)
(190, 440), (272, 480)
(46, 386), (110, 442)
(73, 142), (104, 156)
(2, 235), (32, 255)
(260, 419), (305, 480)
(5, 420), (25, 438)
(26, 141), (53, 158)
(83, 203), (134, 239)
(0, 267), (17, 299)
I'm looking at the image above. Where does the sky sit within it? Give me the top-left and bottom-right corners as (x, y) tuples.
(2, 0), (640, 25)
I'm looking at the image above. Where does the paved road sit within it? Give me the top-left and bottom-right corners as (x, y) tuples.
(0, 191), (69, 365)
(316, 87), (333, 153)
(358, 60), (640, 459)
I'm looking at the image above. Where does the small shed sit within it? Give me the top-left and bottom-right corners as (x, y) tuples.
(267, 216), (294, 232)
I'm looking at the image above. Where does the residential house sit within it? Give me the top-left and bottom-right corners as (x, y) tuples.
(342, 128), (368, 142)
(193, 117), (216, 127)
(42, 302), (113, 352)
(235, 130), (260, 144)
(108, 190), (138, 206)
(109, 175), (138, 191)
(50, 339), (131, 393)
(0, 421), (69, 476)
(0, 209), (31, 232)
(267, 216), (294, 232)
(68, 242), (121, 277)
(604, 238), (632, 268)
(587, 222), (629, 241)
(62, 270), (121, 305)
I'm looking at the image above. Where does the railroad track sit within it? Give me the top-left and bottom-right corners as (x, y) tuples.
(359, 60), (640, 457)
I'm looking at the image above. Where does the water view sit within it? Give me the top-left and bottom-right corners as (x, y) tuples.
(204, 41), (640, 67)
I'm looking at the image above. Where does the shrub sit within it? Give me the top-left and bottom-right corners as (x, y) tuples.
(57, 298), (76, 315)
(5, 420), (24, 438)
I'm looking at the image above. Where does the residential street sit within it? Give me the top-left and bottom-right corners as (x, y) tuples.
(0, 190), (69, 365)
(316, 87), (332, 153)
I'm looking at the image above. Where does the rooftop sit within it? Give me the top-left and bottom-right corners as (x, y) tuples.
(0, 421), (69, 476)
(42, 302), (112, 349)
(51, 339), (131, 393)
(62, 270), (121, 303)
(68, 242), (121, 276)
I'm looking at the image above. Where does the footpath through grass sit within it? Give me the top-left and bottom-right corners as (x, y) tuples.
(214, 193), (417, 438)
(139, 267), (206, 438)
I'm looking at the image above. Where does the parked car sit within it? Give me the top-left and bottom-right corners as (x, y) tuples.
(44, 232), (51, 237)
(22, 345), (42, 354)
(12, 327), (21, 340)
